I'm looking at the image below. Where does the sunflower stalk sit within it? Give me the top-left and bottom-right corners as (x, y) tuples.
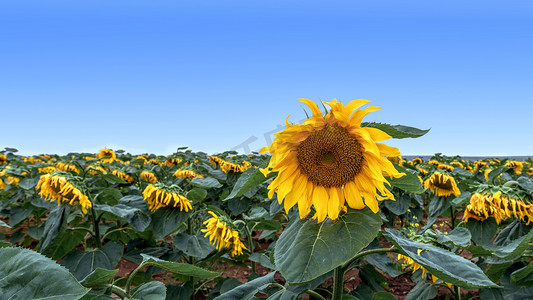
(88, 196), (102, 248)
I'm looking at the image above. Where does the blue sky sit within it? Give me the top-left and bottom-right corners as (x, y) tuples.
(1, 1), (532, 156)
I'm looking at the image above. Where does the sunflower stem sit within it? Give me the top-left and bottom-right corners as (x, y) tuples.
(125, 261), (146, 296)
(454, 285), (461, 300)
(69, 227), (96, 236)
(304, 289), (327, 300)
(331, 266), (344, 300)
(342, 246), (398, 271)
(242, 222), (256, 274)
(89, 205), (102, 248)
(450, 206), (456, 230)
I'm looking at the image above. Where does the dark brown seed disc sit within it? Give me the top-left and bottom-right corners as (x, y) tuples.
(297, 124), (363, 188)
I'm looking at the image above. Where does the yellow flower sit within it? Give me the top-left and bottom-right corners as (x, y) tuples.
(428, 160), (440, 166)
(111, 169), (134, 183)
(505, 160), (524, 175)
(86, 165), (107, 175)
(0, 179), (5, 190)
(450, 161), (464, 168)
(463, 192), (506, 224)
(413, 158), (423, 165)
(260, 99), (404, 222)
(56, 162), (80, 174)
(36, 172), (92, 214)
(147, 159), (164, 166)
(38, 166), (57, 174)
(527, 168), (533, 176)
(397, 254), (452, 288)
(173, 169), (204, 180)
(417, 167), (428, 176)
(142, 183), (192, 212)
(474, 161), (486, 169)
(201, 211), (247, 257)
(424, 171), (460, 197)
(96, 147), (116, 163)
(165, 158), (183, 167)
(210, 156), (252, 173)
(437, 164), (454, 172)
(140, 170), (158, 183)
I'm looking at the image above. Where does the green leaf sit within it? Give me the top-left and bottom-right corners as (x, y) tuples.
(451, 192), (471, 205)
(173, 233), (215, 259)
(214, 272), (275, 300)
(186, 188), (207, 202)
(9, 205), (34, 226)
(437, 227), (472, 248)
(39, 206), (67, 253)
(0, 219), (10, 228)
(383, 194), (411, 215)
(96, 188), (123, 205)
(479, 288), (505, 300)
(427, 196), (450, 219)
(60, 241), (123, 281)
(371, 291), (396, 300)
(362, 122), (430, 139)
(132, 281), (166, 300)
(165, 282), (193, 300)
(389, 164), (425, 194)
(488, 166), (510, 184)
(224, 167), (276, 200)
(465, 218), (499, 246)
(0, 247), (89, 299)
(94, 203), (150, 232)
(511, 263), (533, 287)
(249, 253), (276, 270)
(151, 207), (192, 239)
(252, 219), (282, 231)
(140, 254), (220, 278)
(102, 174), (127, 184)
(405, 282), (438, 300)
(18, 177), (40, 190)
(485, 227), (533, 259)
(275, 208), (381, 283)
(191, 177), (222, 188)
(385, 229), (497, 289)
(80, 268), (119, 288)
(46, 228), (87, 260)
(518, 177), (533, 193)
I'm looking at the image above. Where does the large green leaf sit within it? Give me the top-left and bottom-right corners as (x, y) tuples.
(465, 218), (499, 246)
(140, 254), (220, 278)
(437, 227), (472, 248)
(389, 165), (425, 194)
(191, 177), (222, 188)
(0, 247), (89, 299)
(39, 205), (67, 253)
(151, 207), (192, 240)
(60, 241), (123, 281)
(224, 167), (276, 200)
(132, 281), (166, 300)
(405, 282), (437, 300)
(173, 233), (215, 259)
(362, 122), (430, 139)
(275, 208), (381, 283)
(484, 227), (533, 259)
(383, 194), (411, 215)
(0, 219), (11, 228)
(385, 229), (497, 289)
(214, 272), (275, 300)
(79, 268), (119, 289)
(94, 203), (150, 232)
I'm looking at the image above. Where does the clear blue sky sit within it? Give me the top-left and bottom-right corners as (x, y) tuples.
(2, 1), (532, 157)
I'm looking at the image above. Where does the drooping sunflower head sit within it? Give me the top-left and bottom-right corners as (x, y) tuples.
(505, 160), (524, 175)
(86, 165), (107, 175)
(412, 158), (423, 165)
(423, 171), (460, 197)
(260, 98), (404, 222)
(0, 179), (5, 190)
(437, 164), (454, 172)
(111, 169), (134, 183)
(36, 171), (91, 213)
(142, 183), (192, 212)
(97, 147), (116, 163)
(201, 211), (247, 257)
(428, 160), (440, 166)
(450, 161), (464, 168)
(38, 166), (57, 174)
(173, 169), (204, 180)
(527, 168), (533, 176)
(56, 162), (80, 174)
(0, 154), (7, 165)
(140, 170), (158, 183)
(165, 158), (183, 167)
(210, 156), (252, 173)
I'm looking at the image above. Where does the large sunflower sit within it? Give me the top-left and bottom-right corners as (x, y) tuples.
(260, 99), (404, 222)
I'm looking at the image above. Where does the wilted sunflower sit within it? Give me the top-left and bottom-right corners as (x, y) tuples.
(111, 169), (134, 183)
(140, 170), (158, 183)
(424, 171), (460, 197)
(505, 160), (524, 175)
(474, 161), (486, 169)
(0, 154), (7, 165)
(174, 169), (204, 180)
(56, 162), (80, 174)
(165, 158), (183, 167)
(397, 253), (452, 288)
(527, 168), (533, 176)
(86, 165), (107, 175)
(417, 167), (429, 176)
(463, 192), (506, 224)
(428, 160), (440, 166)
(38, 166), (57, 174)
(142, 183), (192, 212)
(437, 164), (454, 172)
(36, 172), (92, 213)
(412, 158), (423, 165)
(0, 179), (5, 190)
(96, 147), (116, 163)
(147, 159), (164, 166)
(450, 161), (464, 168)
(260, 98), (404, 222)
(210, 156), (252, 173)
(201, 211), (247, 257)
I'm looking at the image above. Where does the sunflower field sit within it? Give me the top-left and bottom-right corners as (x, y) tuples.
(1, 99), (533, 300)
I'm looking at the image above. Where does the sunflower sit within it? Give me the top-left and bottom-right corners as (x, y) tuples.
(437, 164), (454, 172)
(424, 171), (460, 197)
(417, 167), (429, 176)
(165, 158), (183, 167)
(474, 161), (486, 169)
(463, 192), (506, 224)
(111, 169), (134, 183)
(140, 170), (158, 183)
(450, 161), (464, 168)
(36, 172), (92, 213)
(142, 183), (192, 212)
(201, 211), (247, 257)
(173, 169), (204, 180)
(96, 147), (116, 163)
(210, 156), (252, 173)
(38, 166), (57, 174)
(412, 158), (423, 165)
(0, 179), (5, 190)
(0, 154), (9, 165)
(260, 99), (404, 222)
(56, 162), (80, 174)
(527, 168), (533, 176)
(86, 165), (107, 175)
(428, 160), (440, 166)
(147, 159), (164, 166)
(505, 160), (524, 175)
(397, 253), (452, 288)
